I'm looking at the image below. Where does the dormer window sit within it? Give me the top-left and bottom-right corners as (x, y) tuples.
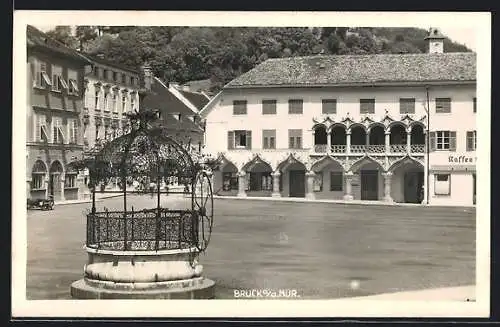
(172, 113), (181, 121)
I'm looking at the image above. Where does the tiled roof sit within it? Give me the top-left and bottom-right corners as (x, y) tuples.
(141, 78), (204, 134)
(181, 79), (212, 93)
(26, 25), (91, 64)
(225, 53), (476, 88)
(82, 53), (140, 74)
(179, 90), (210, 111)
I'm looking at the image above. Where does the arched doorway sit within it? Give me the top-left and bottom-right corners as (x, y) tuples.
(311, 157), (345, 200)
(390, 157), (424, 203)
(350, 157), (384, 201)
(218, 160), (238, 195)
(31, 160), (47, 198)
(49, 160), (64, 200)
(278, 156), (307, 198)
(244, 157), (273, 195)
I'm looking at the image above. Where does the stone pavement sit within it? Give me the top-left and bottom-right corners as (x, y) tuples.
(214, 195), (476, 209)
(346, 285), (475, 301)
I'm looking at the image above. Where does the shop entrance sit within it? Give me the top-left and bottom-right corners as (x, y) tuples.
(404, 171), (424, 203)
(289, 170), (305, 198)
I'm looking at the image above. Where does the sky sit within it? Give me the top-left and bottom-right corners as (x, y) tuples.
(34, 25), (476, 52)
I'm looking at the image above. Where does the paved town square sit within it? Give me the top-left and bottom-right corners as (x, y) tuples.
(27, 195), (475, 300)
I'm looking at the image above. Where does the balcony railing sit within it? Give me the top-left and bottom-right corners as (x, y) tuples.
(390, 144), (407, 153)
(366, 145), (385, 153)
(331, 145), (346, 153)
(350, 145), (366, 154)
(310, 143), (426, 155)
(410, 144), (425, 153)
(314, 144), (328, 153)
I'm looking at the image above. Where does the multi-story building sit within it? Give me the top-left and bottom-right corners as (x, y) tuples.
(26, 25), (91, 201)
(200, 28), (476, 206)
(81, 54), (141, 151)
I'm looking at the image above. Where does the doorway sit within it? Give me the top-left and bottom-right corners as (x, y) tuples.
(289, 170), (305, 197)
(361, 170), (378, 200)
(404, 171), (424, 203)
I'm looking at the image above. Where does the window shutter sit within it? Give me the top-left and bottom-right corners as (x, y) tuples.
(227, 131), (234, 149)
(466, 131), (472, 151)
(35, 115), (41, 141)
(429, 132), (436, 151)
(246, 130), (252, 149)
(449, 131), (456, 151)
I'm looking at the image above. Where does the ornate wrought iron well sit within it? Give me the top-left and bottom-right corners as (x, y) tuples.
(70, 110), (215, 299)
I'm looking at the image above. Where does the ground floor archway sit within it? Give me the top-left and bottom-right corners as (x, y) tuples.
(49, 160), (64, 201)
(278, 157), (307, 198)
(390, 159), (424, 203)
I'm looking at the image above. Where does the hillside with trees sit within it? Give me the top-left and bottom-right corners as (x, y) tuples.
(45, 26), (472, 94)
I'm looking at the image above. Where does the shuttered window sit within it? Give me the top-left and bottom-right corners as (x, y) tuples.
(36, 114), (49, 142)
(262, 100), (277, 115)
(322, 99), (337, 114)
(466, 131), (477, 151)
(68, 119), (77, 144)
(360, 99), (375, 114)
(228, 130), (252, 149)
(288, 129), (302, 149)
(68, 69), (79, 95)
(435, 98), (451, 113)
(262, 129), (276, 149)
(399, 98), (415, 114)
(52, 117), (65, 144)
(288, 99), (303, 114)
(430, 131), (456, 151)
(233, 100), (247, 115)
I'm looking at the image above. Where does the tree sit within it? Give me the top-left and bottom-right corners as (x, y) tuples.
(45, 26), (77, 48)
(75, 26), (98, 51)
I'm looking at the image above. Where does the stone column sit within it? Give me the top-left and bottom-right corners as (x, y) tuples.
(343, 171), (354, 200)
(60, 174), (66, 201)
(385, 132), (391, 153)
(383, 171), (393, 202)
(326, 130), (332, 153)
(237, 171), (247, 197)
(305, 171), (316, 200)
(271, 171), (281, 198)
(406, 129), (412, 153)
(45, 176), (49, 199)
(346, 132), (351, 154)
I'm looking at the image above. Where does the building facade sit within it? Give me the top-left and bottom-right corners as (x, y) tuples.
(200, 28), (476, 206)
(81, 54), (141, 151)
(26, 25), (91, 201)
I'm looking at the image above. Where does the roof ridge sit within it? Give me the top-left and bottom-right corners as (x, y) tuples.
(265, 52), (475, 61)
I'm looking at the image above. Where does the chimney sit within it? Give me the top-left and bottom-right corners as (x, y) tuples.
(424, 27), (445, 54)
(141, 62), (153, 91)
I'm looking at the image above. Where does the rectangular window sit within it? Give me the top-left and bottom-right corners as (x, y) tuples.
(330, 172), (343, 191)
(288, 99), (303, 114)
(313, 172), (323, 192)
(122, 95), (127, 113)
(64, 174), (77, 188)
(103, 69), (109, 80)
(93, 66), (100, 77)
(399, 98), (415, 114)
(67, 69), (79, 95)
(234, 130), (251, 148)
(36, 114), (49, 142)
(233, 100), (247, 115)
(122, 74), (126, 84)
(113, 71), (118, 81)
(33, 60), (51, 88)
(130, 77), (135, 86)
(51, 65), (67, 92)
(262, 100), (277, 115)
(436, 97), (451, 113)
(95, 124), (101, 141)
(52, 117), (65, 144)
(434, 131), (456, 151)
(104, 93), (110, 111)
(322, 99), (337, 114)
(473, 97), (477, 113)
(262, 129), (276, 149)
(68, 119), (77, 144)
(360, 99), (375, 114)
(288, 129), (302, 149)
(434, 173), (451, 195)
(466, 131), (477, 151)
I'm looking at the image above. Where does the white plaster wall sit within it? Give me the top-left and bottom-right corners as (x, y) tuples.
(429, 172), (475, 206)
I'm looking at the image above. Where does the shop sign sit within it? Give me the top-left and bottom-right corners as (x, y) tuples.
(448, 155), (476, 164)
